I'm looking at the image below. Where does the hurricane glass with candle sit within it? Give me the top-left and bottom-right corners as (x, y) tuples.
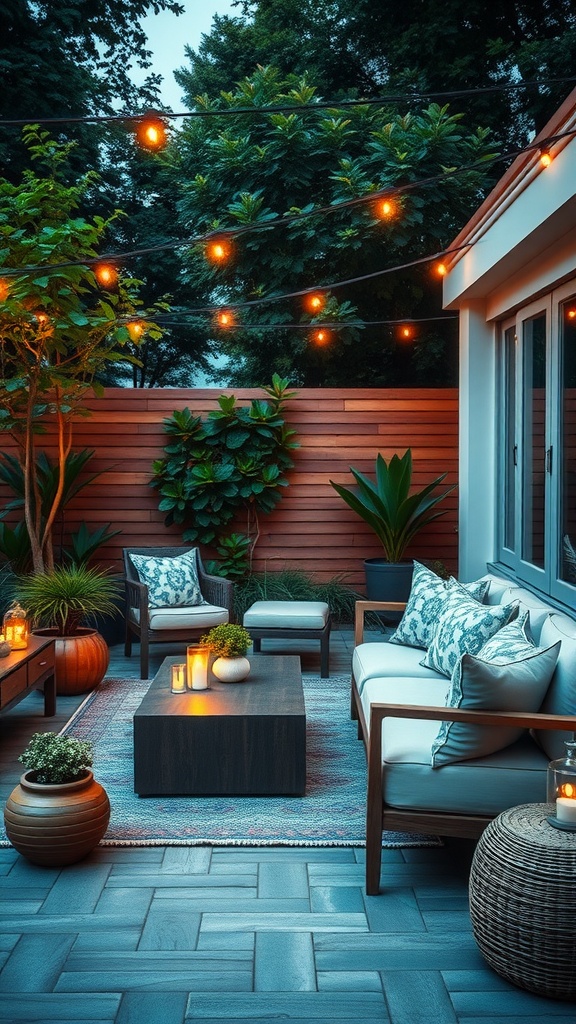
(187, 645), (210, 690)
(547, 737), (576, 830)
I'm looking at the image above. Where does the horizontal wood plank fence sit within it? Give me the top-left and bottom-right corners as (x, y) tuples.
(0, 387), (459, 589)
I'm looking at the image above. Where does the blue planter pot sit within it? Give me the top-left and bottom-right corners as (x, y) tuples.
(363, 559), (414, 625)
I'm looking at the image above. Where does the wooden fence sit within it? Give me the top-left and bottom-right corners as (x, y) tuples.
(0, 387), (459, 589)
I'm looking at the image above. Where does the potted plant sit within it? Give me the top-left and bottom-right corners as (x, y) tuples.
(330, 448), (455, 610)
(3, 731), (110, 867)
(200, 623), (253, 682)
(16, 564), (121, 695)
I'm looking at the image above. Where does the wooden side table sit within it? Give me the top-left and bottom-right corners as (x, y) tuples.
(0, 636), (56, 717)
(469, 802), (576, 1000)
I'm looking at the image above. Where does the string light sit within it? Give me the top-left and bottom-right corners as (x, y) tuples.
(398, 324), (415, 341)
(376, 198), (398, 219)
(311, 328), (331, 345)
(135, 113), (168, 151)
(566, 308), (576, 320)
(205, 239), (232, 264)
(94, 263), (118, 289)
(304, 293), (326, 313)
(215, 309), (235, 327)
(435, 261), (448, 277)
(126, 321), (144, 340)
(539, 149), (552, 167)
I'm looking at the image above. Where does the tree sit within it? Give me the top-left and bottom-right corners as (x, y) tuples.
(172, 66), (495, 386)
(177, 0), (576, 148)
(0, 128), (166, 572)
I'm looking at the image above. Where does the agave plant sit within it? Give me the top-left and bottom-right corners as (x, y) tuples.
(330, 448), (455, 563)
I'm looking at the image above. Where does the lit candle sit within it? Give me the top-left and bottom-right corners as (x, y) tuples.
(556, 783), (576, 824)
(170, 664), (186, 693)
(187, 645), (210, 691)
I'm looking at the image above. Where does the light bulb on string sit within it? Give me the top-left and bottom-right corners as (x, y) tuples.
(398, 323), (415, 342)
(311, 327), (331, 346)
(205, 238), (232, 265)
(94, 263), (119, 290)
(215, 309), (236, 328)
(376, 197), (398, 220)
(540, 149), (552, 168)
(304, 292), (326, 314)
(435, 261), (447, 277)
(566, 308), (576, 320)
(126, 321), (145, 341)
(135, 113), (169, 152)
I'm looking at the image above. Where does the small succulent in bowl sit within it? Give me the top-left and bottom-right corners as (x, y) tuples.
(19, 732), (94, 784)
(200, 623), (252, 658)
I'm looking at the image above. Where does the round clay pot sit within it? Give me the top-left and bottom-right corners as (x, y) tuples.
(33, 627), (109, 695)
(212, 655), (251, 682)
(3, 769), (110, 867)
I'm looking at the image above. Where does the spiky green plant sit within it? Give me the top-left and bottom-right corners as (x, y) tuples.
(16, 564), (120, 636)
(19, 732), (94, 784)
(330, 449), (455, 563)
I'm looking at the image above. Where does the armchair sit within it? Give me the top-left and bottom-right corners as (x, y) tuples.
(123, 546), (234, 679)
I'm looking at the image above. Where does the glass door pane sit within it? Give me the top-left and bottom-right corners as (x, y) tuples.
(560, 299), (576, 586)
(503, 326), (516, 552)
(522, 313), (547, 569)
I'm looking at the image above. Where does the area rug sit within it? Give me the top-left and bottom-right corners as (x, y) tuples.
(3, 675), (441, 848)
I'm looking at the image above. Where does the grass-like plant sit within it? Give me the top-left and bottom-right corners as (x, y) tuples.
(200, 623), (253, 657)
(16, 564), (120, 636)
(19, 731), (94, 784)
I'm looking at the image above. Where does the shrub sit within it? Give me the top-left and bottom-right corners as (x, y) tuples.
(19, 732), (94, 784)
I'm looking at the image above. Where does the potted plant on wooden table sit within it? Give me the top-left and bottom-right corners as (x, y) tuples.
(16, 564), (120, 695)
(3, 731), (110, 866)
(330, 448), (455, 613)
(200, 623), (253, 682)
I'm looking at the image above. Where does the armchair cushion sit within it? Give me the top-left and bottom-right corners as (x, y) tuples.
(129, 548), (207, 609)
(430, 614), (561, 767)
(389, 560), (490, 650)
(422, 590), (518, 677)
(130, 603), (229, 631)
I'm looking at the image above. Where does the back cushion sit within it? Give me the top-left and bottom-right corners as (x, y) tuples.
(536, 613), (576, 759)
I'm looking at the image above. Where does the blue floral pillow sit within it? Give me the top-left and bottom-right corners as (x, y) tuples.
(389, 561), (490, 650)
(430, 613), (561, 767)
(421, 588), (518, 677)
(129, 549), (207, 609)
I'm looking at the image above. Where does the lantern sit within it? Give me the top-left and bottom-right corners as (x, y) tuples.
(3, 601), (29, 650)
(547, 738), (576, 830)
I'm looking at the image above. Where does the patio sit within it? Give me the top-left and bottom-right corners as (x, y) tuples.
(1, 631), (575, 1023)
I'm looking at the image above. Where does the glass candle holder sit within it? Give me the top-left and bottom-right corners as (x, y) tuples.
(547, 737), (576, 829)
(187, 645), (210, 690)
(170, 663), (186, 693)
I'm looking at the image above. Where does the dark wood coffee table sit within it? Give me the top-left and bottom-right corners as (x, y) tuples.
(133, 654), (306, 797)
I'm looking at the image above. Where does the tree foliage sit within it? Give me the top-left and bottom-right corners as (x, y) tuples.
(173, 66), (496, 386)
(0, 128), (166, 572)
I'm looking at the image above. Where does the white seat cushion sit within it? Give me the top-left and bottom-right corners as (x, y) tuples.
(353, 641), (445, 694)
(243, 600), (330, 629)
(131, 604), (229, 631)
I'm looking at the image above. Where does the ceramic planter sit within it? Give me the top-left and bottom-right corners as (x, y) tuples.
(3, 769), (110, 867)
(363, 558), (414, 625)
(212, 655), (251, 682)
(33, 627), (109, 695)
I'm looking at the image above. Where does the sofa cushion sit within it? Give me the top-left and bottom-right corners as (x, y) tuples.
(536, 613), (576, 759)
(389, 561), (490, 650)
(353, 640), (445, 694)
(129, 549), (207, 609)
(422, 591), (518, 677)
(497, 587), (552, 644)
(430, 614), (561, 767)
(358, 675), (548, 815)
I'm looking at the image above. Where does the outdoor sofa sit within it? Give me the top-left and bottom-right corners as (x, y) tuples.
(352, 564), (576, 893)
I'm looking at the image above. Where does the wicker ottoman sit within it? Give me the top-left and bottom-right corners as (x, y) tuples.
(243, 600), (331, 678)
(469, 803), (576, 1000)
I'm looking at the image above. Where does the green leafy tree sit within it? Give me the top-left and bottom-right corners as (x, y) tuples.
(173, 67), (495, 386)
(0, 128), (166, 572)
(151, 374), (299, 564)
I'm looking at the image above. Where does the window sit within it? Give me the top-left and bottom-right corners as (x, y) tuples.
(497, 285), (576, 608)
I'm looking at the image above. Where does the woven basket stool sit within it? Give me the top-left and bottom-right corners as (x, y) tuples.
(469, 803), (576, 1000)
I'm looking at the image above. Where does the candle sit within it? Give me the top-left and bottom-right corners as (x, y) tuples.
(187, 645), (210, 690)
(556, 782), (576, 824)
(170, 664), (186, 693)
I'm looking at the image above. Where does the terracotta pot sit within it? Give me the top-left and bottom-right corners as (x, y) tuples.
(212, 655), (251, 682)
(3, 769), (110, 867)
(33, 627), (109, 695)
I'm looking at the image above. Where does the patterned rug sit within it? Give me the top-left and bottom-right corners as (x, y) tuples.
(11, 675), (441, 848)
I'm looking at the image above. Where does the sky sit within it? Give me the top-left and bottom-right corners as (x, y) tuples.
(133, 1), (238, 110)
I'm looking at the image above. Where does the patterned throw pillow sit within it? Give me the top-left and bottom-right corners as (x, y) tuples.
(129, 549), (207, 609)
(430, 613), (561, 767)
(389, 560), (490, 650)
(421, 588), (518, 678)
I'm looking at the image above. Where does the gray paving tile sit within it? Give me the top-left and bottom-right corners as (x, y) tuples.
(153, 896), (309, 913)
(72, 930), (142, 952)
(161, 847), (212, 874)
(116, 991), (187, 1024)
(211, 848), (357, 862)
(452, 991), (576, 1015)
(421, 909), (473, 931)
(310, 886), (365, 914)
(363, 889), (425, 933)
(93, 886), (153, 917)
(0, 899), (43, 914)
(0, 933), (75, 992)
(106, 874), (255, 889)
(66, 951), (252, 970)
(39, 864), (111, 915)
(0, 993), (121, 1019)
(184, 992), (388, 1018)
(317, 970), (382, 992)
(201, 912), (369, 933)
(196, 931), (254, 951)
(0, 912), (149, 932)
(258, 862), (309, 899)
(139, 910), (202, 950)
(56, 969), (252, 992)
(209, 863), (257, 876)
(442, 969), (530, 992)
(315, 934), (485, 972)
(255, 931), (316, 991)
(0, 886), (52, 899)
(381, 970), (458, 1023)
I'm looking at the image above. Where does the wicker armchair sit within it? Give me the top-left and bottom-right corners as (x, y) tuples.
(123, 546), (234, 678)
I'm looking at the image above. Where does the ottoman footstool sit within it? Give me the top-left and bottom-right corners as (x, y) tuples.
(243, 600), (331, 677)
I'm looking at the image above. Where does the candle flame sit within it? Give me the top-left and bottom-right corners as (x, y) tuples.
(560, 783), (576, 798)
